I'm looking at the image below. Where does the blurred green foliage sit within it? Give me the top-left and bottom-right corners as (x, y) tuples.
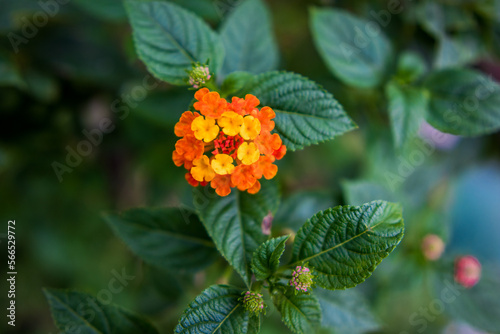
(1, 0), (500, 333)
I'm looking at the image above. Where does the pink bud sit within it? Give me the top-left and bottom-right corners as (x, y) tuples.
(454, 255), (481, 288)
(261, 212), (273, 235)
(421, 234), (445, 261)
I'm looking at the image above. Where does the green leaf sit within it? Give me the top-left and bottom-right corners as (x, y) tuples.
(251, 235), (289, 280)
(175, 285), (258, 334)
(44, 289), (159, 334)
(310, 7), (393, 88)
(103, 207), (218, 272)
(125, 0), (224, 85)
(219, 0), (279, 77)
(423, 68), (500, 136)
(396, 51), (427, 83)
(273, 289), (321, 334)
(416, 1), (446, 39)
(386, 81), (428, 149)
(292, 200), (404, 290)
(193, 180), (280, 286)
(435, 34), (482, 69)
(316, 288), (380, 334)
(168, 0), (221, 21)
(221, 71), (254, 97)
(244, 71), (356, 151)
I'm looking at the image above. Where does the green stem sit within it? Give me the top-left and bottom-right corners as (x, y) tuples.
(251, 280), (264, 292)
(203, 78), (219, 92)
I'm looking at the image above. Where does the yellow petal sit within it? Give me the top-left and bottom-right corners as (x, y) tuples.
(211, 154), (235, 175)
(237, 142), (260, 165)
(191, 155), (215, 182)
(218, 111), (243, 136)
(191, 117), (219, 142)
(240, 116), (261, 140)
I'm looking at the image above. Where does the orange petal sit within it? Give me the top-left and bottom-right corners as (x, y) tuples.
(247, 180), (261, 194)
(244, 94), (260, 112)
(211, 174), (232, 197)
(231, 165), (257, 190)
(194, 88), (210, 101)
(273, 144), (287, 160)
(228, 96), (247, 116)
(185, 172), (199, 187)
(175, 111), (200, 137)
(253, 156), (277, 180)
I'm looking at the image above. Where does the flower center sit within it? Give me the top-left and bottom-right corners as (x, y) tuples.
(212, 132), (244, 157)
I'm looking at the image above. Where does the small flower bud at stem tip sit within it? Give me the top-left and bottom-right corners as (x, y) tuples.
(421, 234), (445, 261)
(187, 63), (211, 89)
(240, 291), (265, 314)
(290, 265), (314, 292)
(454, 255), (481, 288)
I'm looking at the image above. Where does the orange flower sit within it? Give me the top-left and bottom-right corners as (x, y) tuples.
(175, 111), (200, 137)
(173, 89), (286, 196)
(253, 156), (278, 180)
(228, 94), (260, 116)
(185, 172), (208, 187)
(231, 164), (257, 191)
(193, 91), (227, 118)
(227, 96), (247, 116)
(248, 180), (261, 194)
(240, 116), (261, 140)
(273, 144), (287, 160)
(173, 151), (193, 169)
(191, 155), (216, 182)
(250, 106), (275, 132)
(191, 116), (219, 142)
(244, 94), (260, 113)
(218, 111), (243, 136)
(174, 135), (204, 168)
(194, 88), (210, 101)
(211, 174), (233, 196)
(185, 172), (200, 187)
(255, 132), (282, 156)
(237, 142), (260, 165)
(211, 154), (235, 175)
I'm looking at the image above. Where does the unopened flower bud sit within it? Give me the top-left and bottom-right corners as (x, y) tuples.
(187, 63), (211, 89)
(290, 266), (314, 292)
(454, 255), (481, 288)
(261, 211), (273, 235)
(421, 234), (445, 261)
(241, 291), (265, 314)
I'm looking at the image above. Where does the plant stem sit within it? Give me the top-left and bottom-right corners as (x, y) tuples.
(204, 79), (219, 92)
(251, 280), (264, 292)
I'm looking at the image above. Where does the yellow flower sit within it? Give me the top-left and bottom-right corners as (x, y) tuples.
(240, 116), (261, 140)
(237, 142), (260, 165)
(218, 111), (244, 136)
(191, 116), (219, 142)
(211, 154), (235, 175)
(191, 155), (215, 182)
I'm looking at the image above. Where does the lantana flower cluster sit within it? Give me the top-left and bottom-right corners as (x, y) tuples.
(173, 88), (286, 196)
(290, 265), (314, 293)
(187, 63), (211, 89)
(240, 291), (265, 314)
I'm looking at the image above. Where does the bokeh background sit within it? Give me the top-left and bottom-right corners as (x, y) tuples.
(1, 0), (500, 333)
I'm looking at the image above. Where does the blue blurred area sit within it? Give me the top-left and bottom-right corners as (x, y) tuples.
(448, 163), (500, 262)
